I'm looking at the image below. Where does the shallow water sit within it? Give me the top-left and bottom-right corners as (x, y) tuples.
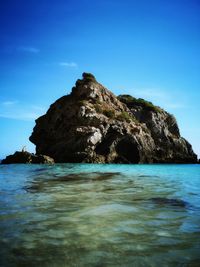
(0, 164), (200, 267)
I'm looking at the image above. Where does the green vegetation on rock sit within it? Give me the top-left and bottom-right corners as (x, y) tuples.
(116, 111), (137, 123)
(78, 100), (87, 106)
(103, 109), (115, 119)
(94, 104), (103, 113)
(82, 72), (96, 82)
(94, 103), (136, 123)
(94, 104), (115, 119)
(118, 94), (162, 113)
(75, 73), (97, 87)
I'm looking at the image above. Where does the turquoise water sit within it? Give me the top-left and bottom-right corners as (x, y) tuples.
(0, 164), (200, 267)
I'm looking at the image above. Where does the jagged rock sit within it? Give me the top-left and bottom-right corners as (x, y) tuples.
(31, 154), (54, 164)
(29, 73), (197, 163)
(1, 151), (54, 164)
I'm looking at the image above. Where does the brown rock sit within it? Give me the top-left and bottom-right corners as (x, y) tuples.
(29, 73), (197, 163)
(1, 151), (54, 164)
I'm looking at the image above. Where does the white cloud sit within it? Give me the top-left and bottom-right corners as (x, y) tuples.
(133, 88), (167, 100)
(164, 103), (185, 109)
(0, 103), (46, 121)
(0, 112), (41, 121)
(17, 46), (40, 53)
(126, 88), (185, 110)
(2, 101), (18, 106)
(30, 105), (46, 112)
(59, 62), (78, 68)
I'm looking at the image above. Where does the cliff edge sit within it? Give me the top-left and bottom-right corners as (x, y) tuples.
(29, 73), (197, 163)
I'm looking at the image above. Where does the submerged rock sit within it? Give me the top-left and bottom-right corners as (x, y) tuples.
(53, 172), (121, 182)
(25, 172), (121, 193)
(1, 151), (54, 164)
(150, 197), (187, 207)
(29, 73), (197, 163)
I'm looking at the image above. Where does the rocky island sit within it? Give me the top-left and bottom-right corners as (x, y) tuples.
(27, 73), (197, 164)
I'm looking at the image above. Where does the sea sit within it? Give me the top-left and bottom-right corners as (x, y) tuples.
(0, 164), (200, 267)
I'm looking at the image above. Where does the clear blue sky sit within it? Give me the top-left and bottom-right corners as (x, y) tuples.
(0, 0), (200, 159)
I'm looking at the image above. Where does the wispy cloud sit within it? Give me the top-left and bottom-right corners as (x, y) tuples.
(17, 46), (40, 54)
(164, 103), (185, 109)
(0, 102), (46, 121)
(0, 112), (41, 121)
(126, 88), (186, 110)
(133, 88), (167, 100)
(2, 100), (18, 106)
(59, 62), (78, 68)
(30, 105), (46, 112)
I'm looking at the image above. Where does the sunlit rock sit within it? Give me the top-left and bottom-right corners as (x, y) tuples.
(29, 73), (197, 163)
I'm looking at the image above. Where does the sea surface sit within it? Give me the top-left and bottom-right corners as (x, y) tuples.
(0, 164), (200, 267)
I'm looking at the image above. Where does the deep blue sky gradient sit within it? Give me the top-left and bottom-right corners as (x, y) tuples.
(0, 0), (200, 158)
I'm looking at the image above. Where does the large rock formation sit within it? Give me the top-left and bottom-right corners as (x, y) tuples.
(29, 73), (197, 163)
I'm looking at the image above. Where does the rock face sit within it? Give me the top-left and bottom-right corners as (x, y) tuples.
(29, 73), (197, 163)
(1, 151), (54, 164)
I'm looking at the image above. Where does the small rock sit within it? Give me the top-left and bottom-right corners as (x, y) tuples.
(1, 151), (54, 164)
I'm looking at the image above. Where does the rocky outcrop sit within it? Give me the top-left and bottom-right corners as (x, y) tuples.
(1, 151), (54, 164)
(29, 73), (197, 163)
(117, 95), (196, 163)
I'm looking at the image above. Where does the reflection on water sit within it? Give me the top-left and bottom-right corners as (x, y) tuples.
(0, 164), (200, 267)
